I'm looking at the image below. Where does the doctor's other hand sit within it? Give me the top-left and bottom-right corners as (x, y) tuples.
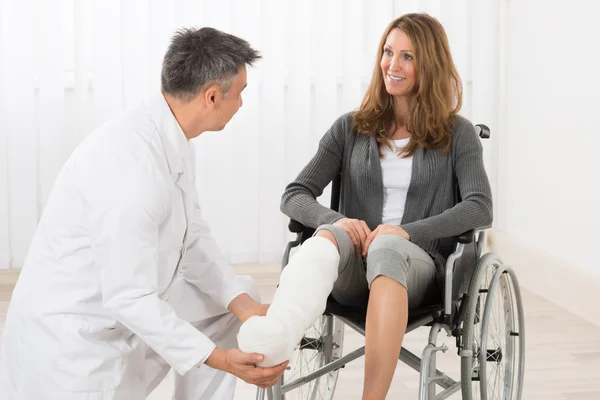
(238, 302), (269, 323)
(206, 348), (288, 388)
(228, 293), (270, 323)
(256, 303), (270, 317)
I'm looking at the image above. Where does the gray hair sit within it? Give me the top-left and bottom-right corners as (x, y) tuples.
(161, 27), (261, 101)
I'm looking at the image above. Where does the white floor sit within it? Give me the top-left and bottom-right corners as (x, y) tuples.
(3, 262), (600, 399)
(149, 263), (600, 400)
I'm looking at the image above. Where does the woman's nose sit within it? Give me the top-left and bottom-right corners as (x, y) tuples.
(389, 56), (403, 72)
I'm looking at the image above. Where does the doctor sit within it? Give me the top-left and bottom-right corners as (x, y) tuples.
(0, 27), (287, 399)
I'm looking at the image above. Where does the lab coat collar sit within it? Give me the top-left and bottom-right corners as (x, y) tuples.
(149, 92), (191, 174)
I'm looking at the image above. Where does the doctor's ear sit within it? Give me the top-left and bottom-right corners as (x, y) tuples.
(204, 85), (220, 106)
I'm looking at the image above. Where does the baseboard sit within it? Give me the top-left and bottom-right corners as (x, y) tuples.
(487, 228), (600, 328)
(229, 251), (282, 265)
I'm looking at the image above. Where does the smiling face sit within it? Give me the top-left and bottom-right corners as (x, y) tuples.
(380, 28), (416, 98)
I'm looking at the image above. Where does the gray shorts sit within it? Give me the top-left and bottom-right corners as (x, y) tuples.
(315, 224), (440, 310)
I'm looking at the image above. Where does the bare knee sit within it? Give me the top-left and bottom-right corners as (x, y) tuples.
(369, 274), (407, 293)
(315, 229), (339, 251)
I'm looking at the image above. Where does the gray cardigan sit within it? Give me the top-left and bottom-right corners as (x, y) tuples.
(280, 112), (493, 267)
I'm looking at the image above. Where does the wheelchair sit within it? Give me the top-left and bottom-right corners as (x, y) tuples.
(256, 125), (525, 400)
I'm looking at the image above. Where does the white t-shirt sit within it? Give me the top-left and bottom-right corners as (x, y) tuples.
(381, 138), (413, 226)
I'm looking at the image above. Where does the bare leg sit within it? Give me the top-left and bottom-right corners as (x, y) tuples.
(362, 275), (409, 400)
(319, 229), (409, 398)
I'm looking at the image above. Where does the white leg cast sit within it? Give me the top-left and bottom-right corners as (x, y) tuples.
(237, 237), (340, 367)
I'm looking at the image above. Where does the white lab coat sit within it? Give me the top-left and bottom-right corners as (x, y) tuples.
(0, 94), (256, 399)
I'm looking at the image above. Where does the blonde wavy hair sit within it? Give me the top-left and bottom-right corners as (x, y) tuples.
(353, 13), (462, 156)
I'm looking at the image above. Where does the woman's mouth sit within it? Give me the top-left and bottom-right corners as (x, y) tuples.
(388, 73), (405, 82)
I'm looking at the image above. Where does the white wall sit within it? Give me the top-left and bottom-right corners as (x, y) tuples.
(497, 0), (600, 275)
(0, 0), (495, 269)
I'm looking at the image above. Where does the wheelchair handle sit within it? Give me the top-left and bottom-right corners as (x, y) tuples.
(475, 124), (490, 139)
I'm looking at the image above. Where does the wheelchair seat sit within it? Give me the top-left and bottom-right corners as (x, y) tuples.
(324, 294), (443, 334)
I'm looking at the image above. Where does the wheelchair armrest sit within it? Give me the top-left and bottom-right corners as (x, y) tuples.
(456, 229), (475, 244)
(288, 219), (306, 233)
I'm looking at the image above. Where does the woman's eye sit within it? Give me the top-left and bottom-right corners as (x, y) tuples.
(384, 49), (393, 56)
(403, 53), (413, 61)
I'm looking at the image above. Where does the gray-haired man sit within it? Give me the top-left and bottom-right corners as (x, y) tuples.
(0, 27), (287, 399)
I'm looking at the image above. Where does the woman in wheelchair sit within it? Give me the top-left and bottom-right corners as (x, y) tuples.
(279, 13), (492, 400)
(238, 12), (494, 400)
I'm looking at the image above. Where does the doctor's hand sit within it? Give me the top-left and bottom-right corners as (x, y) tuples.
(208, 348), (288, 388)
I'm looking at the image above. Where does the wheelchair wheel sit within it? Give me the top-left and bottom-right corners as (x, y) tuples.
(282, 314), (344, 400)
(460, 253), (525, 400)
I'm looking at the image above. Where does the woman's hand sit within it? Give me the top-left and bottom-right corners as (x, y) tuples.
(362, 224), (410, 257)
(332, 218), (372, 255)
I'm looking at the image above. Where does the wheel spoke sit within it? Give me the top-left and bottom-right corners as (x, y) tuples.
(283, 316), (344, 400)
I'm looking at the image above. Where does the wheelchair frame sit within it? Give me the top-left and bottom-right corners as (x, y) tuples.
(256, 125), (525, 400)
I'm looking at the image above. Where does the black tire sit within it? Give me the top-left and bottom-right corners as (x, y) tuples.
(461, 253), (525, 400)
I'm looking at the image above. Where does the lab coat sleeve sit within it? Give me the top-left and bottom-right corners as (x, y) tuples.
(90, 154), (216, 376)
(178, 199), (248, 310)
